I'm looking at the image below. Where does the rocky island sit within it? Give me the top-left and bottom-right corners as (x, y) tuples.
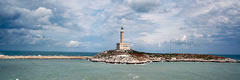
(89, 49), (238, 64)
(89, 27), (238, 64)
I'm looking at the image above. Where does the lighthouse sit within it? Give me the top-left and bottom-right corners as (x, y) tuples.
(120, 27), (124, 43)
(116, 27), (130, 50)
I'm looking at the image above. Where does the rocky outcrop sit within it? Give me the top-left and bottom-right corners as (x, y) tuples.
(89, 49), (239, 64)
(89, 50), (151, 64)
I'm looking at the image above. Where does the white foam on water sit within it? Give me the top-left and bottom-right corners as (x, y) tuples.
(128, 73), (140, 80)
(132, 76), (139, 79)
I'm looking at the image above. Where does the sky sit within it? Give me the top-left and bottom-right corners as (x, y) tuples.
(0, 0), (240, 54)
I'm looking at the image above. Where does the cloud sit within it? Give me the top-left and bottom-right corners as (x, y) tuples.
(0, 5), (58, 46)
(0, 5), (53, 29)
(125, 0), (160, 12)
(0, 28), (50, 46)
(183, 0), (240, 42)
(66, 40), (81, 47)
(0, 0), (240, 53)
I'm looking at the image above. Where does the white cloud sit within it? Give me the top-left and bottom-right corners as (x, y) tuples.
(66, 40), (81, 47)
(32, 7), (53, 24)
(133, 26), (186, 45)
(12, 7), (53, 27)
(1, 0), (240, 53)
(189, 0), (236, 17)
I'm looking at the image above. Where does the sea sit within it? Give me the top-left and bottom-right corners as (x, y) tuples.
(0, 51), (240, 80)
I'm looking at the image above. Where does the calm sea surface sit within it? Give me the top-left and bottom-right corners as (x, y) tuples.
(0, 59), (240, 80)
(0, 51), (240, 80)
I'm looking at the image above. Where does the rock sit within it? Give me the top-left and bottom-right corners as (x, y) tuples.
(89, 49), (239, 64)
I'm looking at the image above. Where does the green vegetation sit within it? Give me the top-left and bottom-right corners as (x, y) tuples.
(95, 49), (227, 60)
(91, 49), (237, 64)
(129, 50), (226, 60)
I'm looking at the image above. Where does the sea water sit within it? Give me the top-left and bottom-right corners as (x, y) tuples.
(0, 51), (240, 80)
(0, 59), (240, 80)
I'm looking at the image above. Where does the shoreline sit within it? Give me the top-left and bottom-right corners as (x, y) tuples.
(89, 58), (240, 64)
(1, 54), (239, 64)
(89, 50), (240, 64)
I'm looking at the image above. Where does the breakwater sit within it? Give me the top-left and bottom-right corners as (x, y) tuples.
(0, 55), (92, 59)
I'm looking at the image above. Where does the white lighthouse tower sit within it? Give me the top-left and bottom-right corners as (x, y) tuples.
(116, 27), (130, 50)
